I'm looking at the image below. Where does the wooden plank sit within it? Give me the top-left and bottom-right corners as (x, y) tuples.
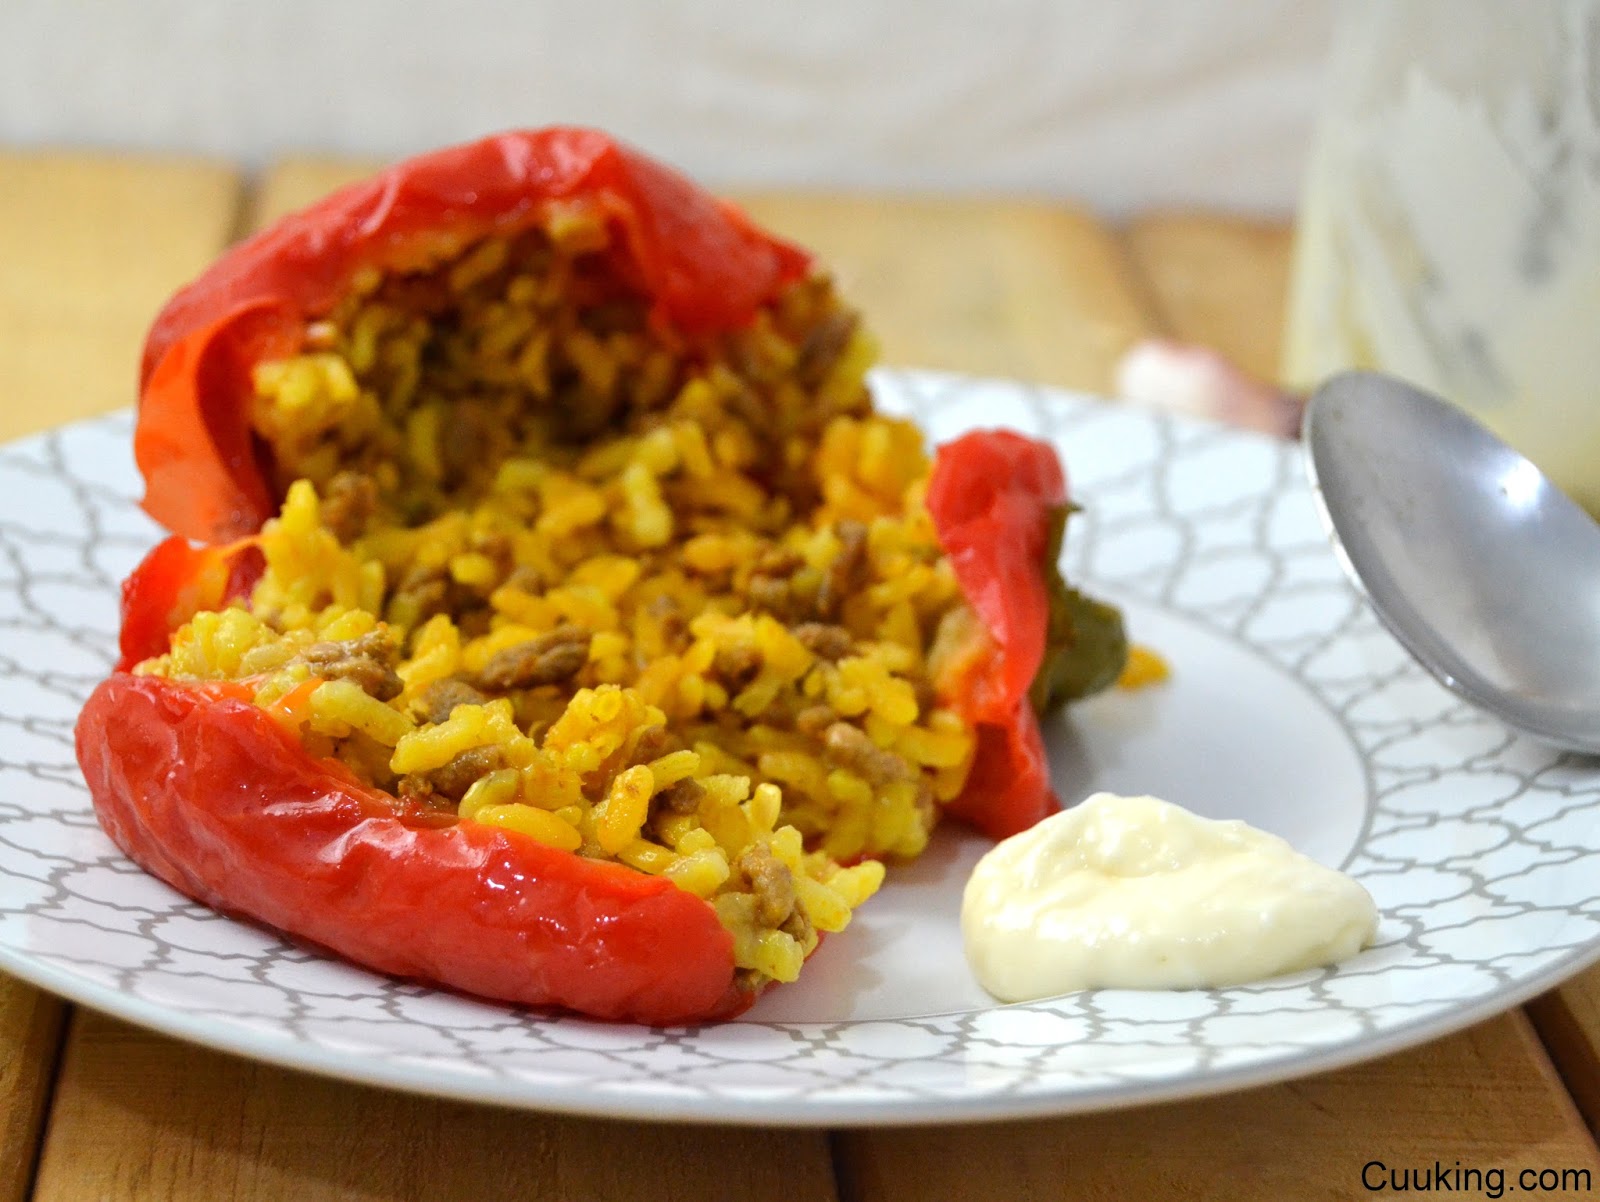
(0, 150), (243, 1202)
(738, 194), (1151, 394)
(0, 151), (241, 436)
(0, 986), (63, 1202)
(1529, 975), (1600, 1135)
(837, 1019), (1599, 1202)
(34, 1014), (838, 1202)
(245, 157), (381, 228)
(1124, 211), (1295, 383)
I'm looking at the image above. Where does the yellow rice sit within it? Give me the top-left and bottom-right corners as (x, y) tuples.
(138, 208), (991, 989)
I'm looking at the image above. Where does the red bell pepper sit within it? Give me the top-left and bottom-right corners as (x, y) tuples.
(77, 671), (744, 1024)
(114, 535), (264, 671)
(135, 127), (810, 544)
(77, 129), (1091, 1024)
(925, 431), (1065, 839)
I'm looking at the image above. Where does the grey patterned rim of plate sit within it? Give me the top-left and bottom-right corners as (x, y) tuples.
(1, 368), (1597, 1127)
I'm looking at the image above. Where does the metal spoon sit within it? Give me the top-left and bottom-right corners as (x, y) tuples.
(1302, 370), (1600, 754)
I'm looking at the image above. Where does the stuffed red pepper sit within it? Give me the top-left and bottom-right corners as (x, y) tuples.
(75, 128), (1125, 1024)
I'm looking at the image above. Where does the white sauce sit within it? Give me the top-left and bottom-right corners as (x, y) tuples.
(961, 792), (1378, 1000)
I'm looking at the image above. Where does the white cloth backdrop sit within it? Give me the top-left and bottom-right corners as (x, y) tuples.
(1, 0), (1336, 214)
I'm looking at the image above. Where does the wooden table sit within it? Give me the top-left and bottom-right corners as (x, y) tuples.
(4, 150), (1600, 1201)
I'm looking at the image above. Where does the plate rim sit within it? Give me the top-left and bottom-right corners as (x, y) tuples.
(5, 930), (1598, 1127)
(1, 368), (1595, 1126)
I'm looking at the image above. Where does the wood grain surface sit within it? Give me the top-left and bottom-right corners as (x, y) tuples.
(838, 1020), (1594, 1202)
(0, 985), (61, 1202)
(0, 151), (240, 431)
(1124, 211), (1295, 383)
(2, 149), (1598, 1199)
(33, 1016), (838, 1202)
(737, 194), (1152, 393)
(1531, 973), (1600, 1136)
(0, 149), (243, 1202)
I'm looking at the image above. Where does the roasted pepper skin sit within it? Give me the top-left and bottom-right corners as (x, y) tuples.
(135, 127), (811, 544)
(114, 535), (263, 671)
(925, 430), (1068, 839)
(78, 129), (1091, 1024)
(76, 673), (746, 1025)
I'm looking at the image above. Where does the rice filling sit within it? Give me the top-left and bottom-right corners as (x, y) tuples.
(136, 205), (1017, 990)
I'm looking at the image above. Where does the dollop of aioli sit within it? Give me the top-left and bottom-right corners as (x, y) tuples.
(961, 792), (1378, 1001)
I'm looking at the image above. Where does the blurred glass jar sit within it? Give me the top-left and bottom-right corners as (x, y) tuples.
(1284, 0), (1600, 512)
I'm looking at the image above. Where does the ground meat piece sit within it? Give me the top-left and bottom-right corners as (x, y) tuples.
(654, 777), (705, 815)
(713, 642), (761, 687)
(427, 745), (504, 801)
(796, 310), (859, 385)
(416, 676), (489, 725)
(630, 724), (669, 765)
(396, 772), (462, 814)
(377, 272), (454, 316)
(754, 547), (803, 576)
(736, 842), (797, 928)
(553, 367), (623, 439)
(813, 519), (868, 619)
(792, 622), (853, 661)
(397, 774), (436, 806)
(583, 299), (648, 335)
(746, 547), (803, 617)
(392, 563), (450, 624)
(746, 574), (791, 614)
(834, 519), (867, 576)
(438, 407), (484, 489)
(813, 576), (840, 620)
(477, 625), (592, 690)
(297, 631), (402, 701)
(321, 471), (379, 543)
(722, 379), (773, 443)
(794, 705), (836, 737)
(645, 594), (686, 645)
(822, 721), (911, 784)
(455, 606), (493, 640)
(503, 564), (542, 593)
(468, 531), (513, 577)
(780, 905), (815, 946)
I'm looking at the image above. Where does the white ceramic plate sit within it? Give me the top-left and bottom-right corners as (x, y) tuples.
(3, 369), (1598, 1126)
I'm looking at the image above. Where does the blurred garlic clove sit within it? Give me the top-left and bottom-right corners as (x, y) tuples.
(1115, 339), (1303, 439)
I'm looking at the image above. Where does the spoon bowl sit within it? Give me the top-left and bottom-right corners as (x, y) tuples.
(1303, 371), (1600, 754)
